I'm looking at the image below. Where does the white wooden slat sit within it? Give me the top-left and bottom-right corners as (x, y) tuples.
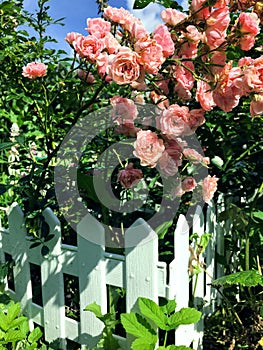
(125, 218), (159, 350)
(191, 205), (205, 350)
(204, 202), (217, 315)
(41, 208), (66, 349)
(7, 203), (34, 330)
(77, 214), (106, 348)
(169, 214), (193, 347)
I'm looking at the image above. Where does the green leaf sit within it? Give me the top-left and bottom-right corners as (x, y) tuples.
(168, 308), (201, 330)
(253, 210), (263, 221)
(211, 156), (224, 169)
(9, 316), (28, 329)
(4, 329), (24, 342)
(84, 302), (103, 318)
(28, 327), (42, 344)
(138, 297), (167, 329)
(0, 142), (16, 151)
(199, 233), (212, 253)
(131, 337), (157, 350)
(160, 299), (177, 315)
(155, 220), (173, 239)
(212, 270), (263, 287)
(41, 245), (49, 257)
(20, 319), (30, 338)
(121, 313), (156, 339)
(133, 0), (153, 9)
(29, 242), (42, 249)
(6, 302), (21, 324)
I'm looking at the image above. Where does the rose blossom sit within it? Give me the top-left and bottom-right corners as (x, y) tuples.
(22, 62), (47, 79)
(110, 96), (138, 121)
(250, 93), (263, 117)
(161, 8), (187, 26)
(153, 24), (174, 57)
(108, 48), (142, 85)
(104, 6), (132, 27)
(183, 148), (204, 163)
(158, 151), (179, 178)
(77, 70), (95, 84)
(115, 120), (140, 137)
(86, 18), (111, 38)
(103, 33), (121, 54)
(182, 177), (197, 192)
(202, 175), (219, 203)
(73, 35), (104, 62)
(65, 32), (82, 46)
(133, 130), (165, 167)
(196, 80), (216, 111)
(135, 38), (165, 74)
(117, 163), (143, 189)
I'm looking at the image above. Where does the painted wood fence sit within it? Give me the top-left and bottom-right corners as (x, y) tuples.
(0, 200), (226, 349)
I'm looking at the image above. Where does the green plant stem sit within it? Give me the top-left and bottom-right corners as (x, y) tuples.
(245, 235), (250, 271)
(163, 330), (168, 347)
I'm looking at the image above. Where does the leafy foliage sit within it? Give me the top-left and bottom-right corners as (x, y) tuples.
(212, 270), (263, 288)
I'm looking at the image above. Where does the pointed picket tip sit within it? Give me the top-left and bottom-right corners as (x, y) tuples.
(125, 218), (157, 248)
(174, 214), (189, 236)
(7, 202), (24, 221)
(43, 207), (61, 230)
(77, 212), (105, 247)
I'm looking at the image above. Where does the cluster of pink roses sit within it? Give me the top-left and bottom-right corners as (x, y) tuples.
(63, 1), (263, 203)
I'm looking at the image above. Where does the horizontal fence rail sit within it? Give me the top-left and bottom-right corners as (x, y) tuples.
(0, 200), (227, 349)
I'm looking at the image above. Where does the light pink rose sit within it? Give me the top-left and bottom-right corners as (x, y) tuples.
(239, 35), (256, 51)
(115, 120), (140, 137)
(182, 177), (197, 192)
(110, 96), (138, 121)
(86, 18), (111, 38)
(108, 48), (142, 85)
(65, 32), (82, 46)
(190, 0), (211, 21)
(153, 24), (174, 57)
(189, 109), (205, 130)
(238, 12), (260, 35)
(133, 130), (165, 168)
(77, 70), (95, 84)
(174, 83), (192, 100)
(161, 8), (187, 26)
(212, 62), (242, 112)
(250, 93), (263, 117)
(150, 91), (170, 109)
(117, 163), (143, 189)
(157, 104), (190, 137)
(22, 62), (47, 79)
(73, 35), (104, 62)
(234, 65), (263, 94)
(205, 27), (227, 49)
(173, 61), (195, 92)
(183, 148), (203, 163)
(202, 175), (219, 203)
(206, 7), (230, 31)
(157, 151), (179, 178)
(196, 80), (216, 111)
(135, 38), (165, 74)
(103, 33), (121, 54)
(96, 52), (110, 79)
(130, 20), (149, 40)
(103, 6), (132, 26)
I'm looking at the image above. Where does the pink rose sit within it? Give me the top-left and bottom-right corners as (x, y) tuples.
(164, 137), (184, 166)
(22, 62), (47, 79)
(77, 70), (95, 84)
(133, 130), (165, 167)
(108, 48), (142, 85)
(196, 80), (216, 111)
(65, 32), (82, 46)
(86, 18), (111, 38)
(182, 177), (197, 192)
(202, 175), (219, 203)
(250, 93), (263, 117)
(161, 8), (187, 26)
(173, 61), (195, 92)
(117, 163), (143, 189)
(183, 148), (203, 163)
(135, 38), (165, 74)
(153, 24), (174, 57)
(130, 20), (149, 40)
(189, 109), (205, 130)
(73, 35), (104, 62)
(96, 52), (111, 81)
(103, 33), (120, 54)
(238, 12), (260, 36)
(110, 96), (138, 121)
(157, 151), (179, 178)
(157, 104), (197, 137)
(206, 7), (230, 32)
(115, 120), (140, 137)
(104, 6), (132, 27)
(190, 0), (211, 21)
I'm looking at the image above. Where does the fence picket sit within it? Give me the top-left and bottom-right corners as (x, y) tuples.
(0, 201), (225, 349)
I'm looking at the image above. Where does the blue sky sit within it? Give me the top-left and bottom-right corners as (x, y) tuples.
(22, 0), (168, 53)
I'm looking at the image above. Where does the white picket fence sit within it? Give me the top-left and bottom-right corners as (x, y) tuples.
(0, 200), (226, 349)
